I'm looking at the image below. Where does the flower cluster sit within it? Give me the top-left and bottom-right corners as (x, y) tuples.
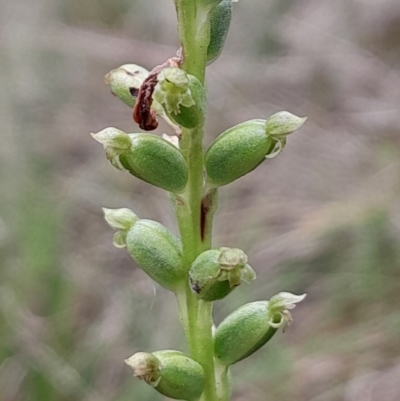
(92, 1), (307, 400)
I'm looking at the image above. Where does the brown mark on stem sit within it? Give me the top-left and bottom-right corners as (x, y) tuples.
(200, 190), (216, 242)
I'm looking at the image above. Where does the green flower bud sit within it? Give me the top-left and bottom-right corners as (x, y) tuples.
(105, 64), (149, 108)
(91, 128), (188, 193)
(204, 113), (306, 187)
(189, 247), (256, 301)
(153, 68), (206, 129)
(125, 350), (205, 401)
(207, 0), (233, 65)
(214, 292), (306, 365)
(126, 219), (184, 291)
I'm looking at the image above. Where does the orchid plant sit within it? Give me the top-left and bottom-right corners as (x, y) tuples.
(91, 1), (306, 400)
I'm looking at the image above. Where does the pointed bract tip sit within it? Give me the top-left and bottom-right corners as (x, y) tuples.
(266, 111), (307, 138)
(269, 292), (307, 310)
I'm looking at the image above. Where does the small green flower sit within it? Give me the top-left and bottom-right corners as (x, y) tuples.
(264, 111), (307, 158)
(268, 292), (307, 331)
(204, 112), (306, 187)
(91, 128), (188, 193)
(103, 208), (185, 291)
(154, 68), (195, 115)
(189, 247), (256, 301)
(153, 68), (206, 128)
(214, 292), (306, 365)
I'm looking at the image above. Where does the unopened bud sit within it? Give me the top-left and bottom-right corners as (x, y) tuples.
(103, 208), (184, 290)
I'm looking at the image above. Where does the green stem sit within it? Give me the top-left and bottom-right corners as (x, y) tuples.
(175, 0), (210, 83)
(174, 128), (219, 401)
(173, 2), (225, 401)
(215, 360), (231, 401)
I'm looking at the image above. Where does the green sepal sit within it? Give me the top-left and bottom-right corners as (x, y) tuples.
(126, 220), (184, 291)
(266, 111), (307, 139)
(153, 68), (206, 129)
(92, 128), (188, 193)
(126, 350), (205, 401)
(189, 248), (256, 301)
(207, 0), (233, 65)
(214, 293), (306, 365)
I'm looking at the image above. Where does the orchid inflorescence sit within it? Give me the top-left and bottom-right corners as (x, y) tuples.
(92, 1), (306, 400)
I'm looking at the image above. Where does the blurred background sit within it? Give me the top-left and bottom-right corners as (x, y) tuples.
(1, 0), (400, 400)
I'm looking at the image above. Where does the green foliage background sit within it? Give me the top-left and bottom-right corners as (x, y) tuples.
(1, 0), (400, 400)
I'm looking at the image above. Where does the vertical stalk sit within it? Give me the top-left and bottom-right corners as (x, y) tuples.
(173, 1), (224, 401)
(175, 126), (219, 401)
